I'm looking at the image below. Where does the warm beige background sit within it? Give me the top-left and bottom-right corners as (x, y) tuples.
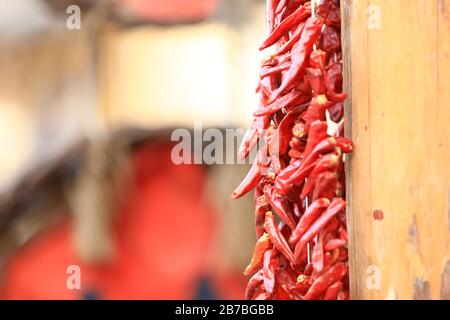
(0, 1), (267, 191)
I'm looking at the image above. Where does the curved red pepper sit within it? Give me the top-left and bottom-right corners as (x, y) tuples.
(271, 16), (325, 101)
(261, 2), (312, 50)
(303, 120), (329, 159)
(265, 186), (297, 230)
(325, 3), (341, 27)
(266, 0), (277, 34)
(263, 249), (277, 293)
(272, 21), (306, 57)
(303, 262), (347, 300)
(264, 211), (294, 262)
(335, 136), (354, 153)
(271, 108), (304, 156)
(310, 50), (347, 103)
(275, 0), (287, 15)
(324, 238), (347, 251)
(245, 270), (264, 300)
(232, 148), (270, 199)
(255, 194), (270, 238)
(305, 68), (327, 96)
(296, 137), (337, 172)
(312, 171), (338, 200)
(301, 153), (340, 199)
(302, 95), (332, 130)
(238, 116), (269, 160)
(244, 233), (272, 276)
(320, 25), (341, 53)
(323, 281), (344, 300)
(260, 61), (291, 79)
(274, 160), (316, 196)
(337, 289), (350, 300)
(254, 90), (303, 117)
(312, 231), (325, 273)
(290, 198), (330, 245)
(293, 198), (346, 264)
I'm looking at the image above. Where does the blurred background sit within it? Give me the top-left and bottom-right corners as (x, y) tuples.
(0, 0), (267, 299)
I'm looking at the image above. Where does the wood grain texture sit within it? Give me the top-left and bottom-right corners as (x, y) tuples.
(342, 0), (450, 299)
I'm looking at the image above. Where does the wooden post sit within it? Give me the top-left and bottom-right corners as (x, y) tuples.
(342, 0), (450, 299)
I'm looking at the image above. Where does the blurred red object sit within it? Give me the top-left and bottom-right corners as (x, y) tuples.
(114, 0), (220, 23)
(0, 142), (219, 299)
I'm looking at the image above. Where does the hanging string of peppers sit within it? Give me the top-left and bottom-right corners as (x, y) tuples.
(232, 0), (354, 300)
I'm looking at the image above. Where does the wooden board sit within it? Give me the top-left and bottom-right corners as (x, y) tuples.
(342, 0), (450, 299)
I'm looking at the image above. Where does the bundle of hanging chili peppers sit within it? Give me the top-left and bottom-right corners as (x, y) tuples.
(232, 0), (353, 300)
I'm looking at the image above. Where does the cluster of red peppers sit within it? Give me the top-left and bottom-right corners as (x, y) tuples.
(232, 0), (353, 300)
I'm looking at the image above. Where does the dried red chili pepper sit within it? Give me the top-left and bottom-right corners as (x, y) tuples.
(312, 171), (338, 200)
(271, 108), (303, 156)
(293, 198), (346, 263)
(274, 285), (293, 300)
(238, 116), (269, 160)
(302, 95), (332, 130)
(301, 151), (339, 199)
(324, 238), (346, 251)
(276, 255), (298, 287)
(323, 280), (344, 300)
(245, 270), (264, 300)
(263, 249), (277, 293)
(244, 233), (272, 276)
(261, 2), (312, 51)
(311, 231), (325, 273)
(264, 211), (294, 262)
(337, 289), (350, 300)
(290, 198), (329, 244)
(291, 274), (310, 296)
(292, 121), (306, 138)
(254, 291), (271, 300)
(260, 61), (291, 79)
(254, 90), (307, 117)
(238, 118), (259, 160)
(272, 21), (306, 57)
(255, 195), (270, 238)
(303, 120), (329, 159)
(326, 63), (344, 93)
(286, 138), (339, 191)
(264, 185), (295, 227)
(305, 68), (327, 95)
(302, 262), (347, 300)
(275, 0), (286, 14)
(232, 147), (270, 199)
(320, 25), (341, 53)
(274, 160), (316, 195)
(310, 50), (347, 103)
(304, 262), (314, 276)
(266, 0), (277, 34)
(297, 136), (337, 169)
(335, 136), (355, 153)
(325, 2), (341, 27)
(271, 16), (325, 100)
(300, 176), (318, 199)
(288, 148), (303, 159)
